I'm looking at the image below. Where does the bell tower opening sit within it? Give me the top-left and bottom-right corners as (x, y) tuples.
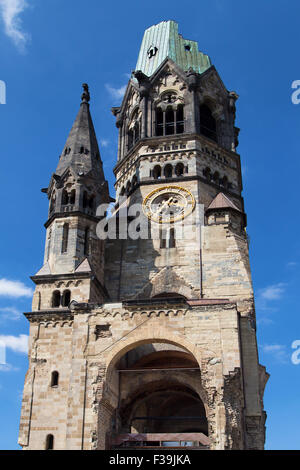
(200, 104), (217, 142)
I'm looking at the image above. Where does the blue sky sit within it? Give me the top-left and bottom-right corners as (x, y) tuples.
(0, 0), (299, 450)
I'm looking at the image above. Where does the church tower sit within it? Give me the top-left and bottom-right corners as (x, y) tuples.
(31, 84), (110, 311)
(19, 21), (268, 451)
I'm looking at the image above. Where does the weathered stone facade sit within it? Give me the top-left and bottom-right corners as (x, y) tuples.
(19, 21), (268, 450)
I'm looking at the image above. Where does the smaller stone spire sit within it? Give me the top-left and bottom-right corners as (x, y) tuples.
(55, 83), (104, 178)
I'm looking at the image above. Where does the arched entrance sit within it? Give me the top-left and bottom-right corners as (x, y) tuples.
(102, 340), (210, 449)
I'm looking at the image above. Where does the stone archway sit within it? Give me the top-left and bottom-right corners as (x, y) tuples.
(96, 327), (211, 449)
(104, 326), (203, 379)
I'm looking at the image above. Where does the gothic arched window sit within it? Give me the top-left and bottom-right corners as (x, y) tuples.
(153, 165), (161, 180)
(62, 290), (71, 307)
(62, 190), (69, 206)
(52, 291), (61, 308)
(88, 195), (95, 210)
(164, 164), (173, 178)
(169, 227), (176, 248)
(212, 171), (220, 185)
(220, 175), (228, 189)
(128, 129), (134, 150)
(176, 104), (184, 134)
(51, 371), (59, 387)
(132, 175), (138, 187)
(127, 110), (141, 151)
(134, 121), (140, 143)
(83, 191), (88, 209)
(126, 181), (131, 195)
(175, 163), (184, 177)
(61, 223), (69, 253)
(50, 195), (56, 213)
(69, 189), (75, 205)
(155, 108), (164, 136)
(203, 167), (211, 180)
(84, 227), (90, 256)
(200, 104), (217, 142)
(165, 106), (175, 135)
(45, 434), (54, 450)
(155, 103), (184, 136)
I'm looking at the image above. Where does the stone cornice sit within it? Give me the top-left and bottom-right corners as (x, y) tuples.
(113, 133), (241, 175)
(31, 272), (93, 284)
(44, 211), (102, 229)
(24, 309), (73, 322)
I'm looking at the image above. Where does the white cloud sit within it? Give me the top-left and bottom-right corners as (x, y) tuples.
(0, 278), (33, 298)
(0, 306), (21, 321)
(256, 283), (287, 324)
(0, 334), (28, 354)
(0, 363), (19, 372)
(100, 139), (109, 148)
(261, 344), (289, 364)
(0, 0), (30, 51)
(287, 261), (298, 268)
(258, 283), (286, 301)
(105, 84), (127, 100)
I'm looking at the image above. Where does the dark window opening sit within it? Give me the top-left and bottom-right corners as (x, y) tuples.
(132, 175), (138, 188)
(126, 181), (131, 195)
(83, 191), (88, 209)
(164, 164), (173, 179)
(62, 190), (69, 206)
(61, 223), (69, 253)
(175, 163), (184, 177)
(165, 107), (175, 135)
(200, 104), (217, 142)
(156, 108), (164, 136)
(127, 118), (141, 151)
(134, 121), (140, 143)
(128, 129), (133, 150)
(88, 196), (95, 209)
(184, 44), (191, 51)
(52, 291), (61, 308)
(212, 171), (219, 185)
(153, 165), (161, 180)
(160, 228), (167, 249)
(203, 167), (211, 180)
(169, 228), (176, 248)
(176, 104), (184, 134)
(45, 434), (54, 450)
(220, 176), (228, 188)
(69, 189), (75, 205)
(51, 371), (59, 387)
(84, 228), (90, 256)
(61, 290), (71, 307)
(156, 105), (184, 136)
(50, 197), (55, 213)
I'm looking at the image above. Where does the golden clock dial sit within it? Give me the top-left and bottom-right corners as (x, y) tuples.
(142, 186), (195, 223)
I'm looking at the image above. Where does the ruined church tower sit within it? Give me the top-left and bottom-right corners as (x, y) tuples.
(19, 21), (268, 450)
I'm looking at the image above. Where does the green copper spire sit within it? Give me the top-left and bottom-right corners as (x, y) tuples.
(135, 20), (211, 77)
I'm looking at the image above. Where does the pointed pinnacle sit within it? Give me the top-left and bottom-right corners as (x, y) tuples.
(81, 83), (90, 103)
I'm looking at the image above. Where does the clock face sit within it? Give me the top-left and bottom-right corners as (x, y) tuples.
(142, 186), (195, 223)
